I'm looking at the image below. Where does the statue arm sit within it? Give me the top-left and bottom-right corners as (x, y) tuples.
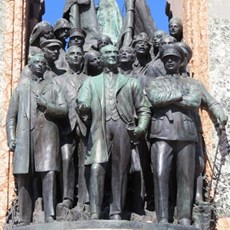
(6, 88), (19, 149)
(132, 79), (151, 133)
(45, 83), (68, 118)
(145, 79), (182, 107)
(199, 82), (228, 126)
(76, 78), (92, 115)
(174, 84), (201, 110)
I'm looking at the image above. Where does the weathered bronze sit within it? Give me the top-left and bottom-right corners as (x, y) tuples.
(77, 44), (151, 220)
(145, 44), (227, 226)
(6, 54), (68, 225)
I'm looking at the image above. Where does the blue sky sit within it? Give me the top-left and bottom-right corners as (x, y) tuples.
(43, 0), (168, 32)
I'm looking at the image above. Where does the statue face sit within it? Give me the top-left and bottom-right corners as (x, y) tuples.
(169, 23), (182, 37)
(56, 28), (70, 40)
(43, 45), (60, 62)
(88, 53), (102, 70)
(100, 45), (118, 67)
(29, 56), (47, 76)
(70, 36), (85, 47)
(159, 37), (176, 49)
(118, 47), (136, 64)
(98, 36), (112, 50)
(42, 27), (54, 40)
(134, 40), (150, 55)
(66, 47), (83, 66)
(162, 55), (181, 74)
(152, 31), (165, 48)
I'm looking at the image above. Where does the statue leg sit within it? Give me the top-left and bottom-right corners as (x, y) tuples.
(41, 171), (56, 222)
(176, 141), (195, 226)
(109, 119), (132, 219)
(151, 139), (174, 223)
(89, 163), (107, 219)
(60, 135), (76, 208)
(17, 174), (33, 225)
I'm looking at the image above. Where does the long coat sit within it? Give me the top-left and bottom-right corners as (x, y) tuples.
(6, 78), (68, 174)
(145, 74), (226, 141)
(55, 71), (88, 137)
(78, 73), (151, 165)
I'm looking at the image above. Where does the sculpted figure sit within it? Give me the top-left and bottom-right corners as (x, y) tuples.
(132, 32), (152, 75)
(6, 54), (68, 226)
(144, 35), (176, 78)
(151, 30), (167, 57)
(97, 34), (113, 51)
(54, 18), (71, 49)
(118, 46), (154, 213)
(145, 44), (227, 226)
(29, 21), (54, 58)
(68, 28), (86, 48)
(83, 50), (102, 76)
(55, 46), (89, 211)
(77, 44), (151, 220)
(41, 39), (66, 76)
(168, 17), (183, 42)
(54, 18), (71, 72)
(63, 0), (100, 45)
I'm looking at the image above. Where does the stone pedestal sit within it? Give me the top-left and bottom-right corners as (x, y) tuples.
(4, 220), (199, 230)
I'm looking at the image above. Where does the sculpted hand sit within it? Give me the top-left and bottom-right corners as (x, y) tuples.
(133, 127), (145, 138)
(36, 94), (47, 109)
(217, 114), (228, 127)
(76, 100), (90, 115)
(9, 140), (16, 151)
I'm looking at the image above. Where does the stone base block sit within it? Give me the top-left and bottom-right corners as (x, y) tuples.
(4, 220), (199, 230)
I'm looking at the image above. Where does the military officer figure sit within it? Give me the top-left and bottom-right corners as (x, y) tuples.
(145, 44), (227, 226)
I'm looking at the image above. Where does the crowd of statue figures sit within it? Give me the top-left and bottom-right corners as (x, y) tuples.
(6, 0), (228, 228)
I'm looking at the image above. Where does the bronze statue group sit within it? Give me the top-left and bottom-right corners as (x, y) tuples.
(6, 1), (227, 228)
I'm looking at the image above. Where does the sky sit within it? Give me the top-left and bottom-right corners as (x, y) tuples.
(43, 0), (168, 32)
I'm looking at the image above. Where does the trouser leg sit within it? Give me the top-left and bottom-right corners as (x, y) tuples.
(176, 141), (195, 223)
(17, 174), (33, 224)
(151, 140), (173, 222)
(89, 163), (107, 218)
(109, 120), (131, 217)
(41, 171), (56, 221)
(61, 141), (75, 205)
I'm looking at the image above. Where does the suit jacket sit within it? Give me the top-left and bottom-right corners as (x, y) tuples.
(6, 77), (68, 174)
(78, 73), (151, 165)
(145, 74), (226, 141)
(55, 71), (88, 137)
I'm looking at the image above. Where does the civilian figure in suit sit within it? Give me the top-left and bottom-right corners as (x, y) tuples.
(6, 54), (68, 226)
(77, 44), (151, 220)
(145, 44), (227, 226)
(55, 46), (89, 210)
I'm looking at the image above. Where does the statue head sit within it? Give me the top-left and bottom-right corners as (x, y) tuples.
(97, 34), (113, 50)
(28, 54), (47, 77)
(40, 39), (62, 62)
(118, 46), (136, 65)
(29, 21), (54, 47)
(84, 50), (102, 75)
(176, 42), (193, 72)
(132, 32), (151, 55)
(66, 46), (84, 68)
(100, 44), (118, 68)
(69, 28), (86, 48)
(54, 18), (71, 41)
(151, 30), (167, 49)
(160, 44), (184, 74)
(168, 18), (183, 41)
(158, 35), (177, 53)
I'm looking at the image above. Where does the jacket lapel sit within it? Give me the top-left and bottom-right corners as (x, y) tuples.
(116, 73), (129, 95)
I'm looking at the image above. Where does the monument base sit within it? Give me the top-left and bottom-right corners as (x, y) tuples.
(5, 220), (199, 230)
